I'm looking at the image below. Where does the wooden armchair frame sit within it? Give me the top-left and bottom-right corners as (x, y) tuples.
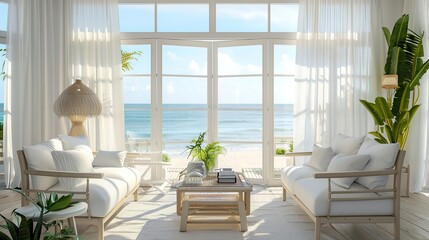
(281, 150), (406, 240)
(17, 150), (140, 240)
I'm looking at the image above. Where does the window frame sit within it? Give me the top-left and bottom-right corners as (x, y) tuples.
(119, 0), (299, 40)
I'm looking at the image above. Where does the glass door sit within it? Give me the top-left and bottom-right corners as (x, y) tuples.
(214, 41), (265, 183)
(158, 40), (211, 179)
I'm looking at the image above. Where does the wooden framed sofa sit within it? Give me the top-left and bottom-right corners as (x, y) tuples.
(17, 137), (142, 240)
(281, 135), (406, 240)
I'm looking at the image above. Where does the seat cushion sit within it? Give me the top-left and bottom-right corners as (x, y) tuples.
(281, 165), (318, 194)
(94, 167), (141, 194)
(49, 177), (128, 218)
(293, 178), (393, 217)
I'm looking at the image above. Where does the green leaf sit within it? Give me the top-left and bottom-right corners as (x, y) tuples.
(0, 231), (12, 240)
(0, 214), (19, 240)
(384, 125), (394, 143)
(399, 84), (411, 113)
(360, 99), (384, 125)
(375, 97), (394, 120)
(382, 27), (390, 44)
(408, 104), (421, 121)
(410, 59), (429, 89)
(14, 213), (30, 240)
(47, 194), (74, 212)
(368, 131), (388, 144)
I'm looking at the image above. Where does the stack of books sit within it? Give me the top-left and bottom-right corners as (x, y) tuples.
(217, 168), (237, 183)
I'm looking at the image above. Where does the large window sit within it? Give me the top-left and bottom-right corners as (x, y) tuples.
(119, 1), (299, 184)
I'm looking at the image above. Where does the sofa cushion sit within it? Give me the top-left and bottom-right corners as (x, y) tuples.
(326, 154), (371, 188)
(23, 138), (63, 190)
(356, 142), (400, 189)
(304, 145), (335, 171)
(49, 177), (128, 218)
(281, 165), (318, 194)
(294, 178), (394, 216)
(93, 150), (127, 167)
(332, 134), (364, 155)
(51, 150), (94, 190)
(94, 167), (141, 194)
(58, 135), (94, 162)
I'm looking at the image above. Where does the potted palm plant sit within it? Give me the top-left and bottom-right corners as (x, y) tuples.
(184, 131), (226, 174)
(360, 14), (429, 149)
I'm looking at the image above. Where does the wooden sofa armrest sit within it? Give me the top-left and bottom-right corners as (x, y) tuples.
(314, 169), (396, 179)
(284, 151), (312, 166)
(26, 169), (104, 179)
(285, 151), (312, 157)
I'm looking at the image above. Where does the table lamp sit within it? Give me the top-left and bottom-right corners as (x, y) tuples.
(53, 79), (102, 137)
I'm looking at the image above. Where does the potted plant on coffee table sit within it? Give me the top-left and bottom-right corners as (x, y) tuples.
(184, 131), (226, 174)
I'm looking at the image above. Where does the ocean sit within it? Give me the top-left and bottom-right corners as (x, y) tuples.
(125, 104), (293, 151)
(0, 103), (294, 151)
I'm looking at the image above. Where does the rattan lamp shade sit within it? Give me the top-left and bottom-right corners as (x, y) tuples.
(54, 79), (102, 136)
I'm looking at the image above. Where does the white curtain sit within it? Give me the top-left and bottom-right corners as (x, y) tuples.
(69, 0), (124, 150)
(5, 0), (71, 188)
(294, 0), (384, 151)
(403, 0), (429, 192)
(5, 0), (123, 188)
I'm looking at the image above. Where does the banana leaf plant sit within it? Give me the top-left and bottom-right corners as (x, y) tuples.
(0, 189), (78, 240)
(360, 14), (429, 149)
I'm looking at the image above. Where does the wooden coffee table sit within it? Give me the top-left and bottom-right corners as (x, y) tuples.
(176, 173), (252, 232)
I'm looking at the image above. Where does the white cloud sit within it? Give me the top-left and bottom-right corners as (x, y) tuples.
(279, 53), (295, 75)
(166, 51), (180, 61)
(188, 60), (206, 75)
(218, 6), (267, 21)
(166, 80), (175, 94)
(218, 53), (262, 75)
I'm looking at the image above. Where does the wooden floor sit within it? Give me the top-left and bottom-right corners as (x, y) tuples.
(1, 188), (429, 239)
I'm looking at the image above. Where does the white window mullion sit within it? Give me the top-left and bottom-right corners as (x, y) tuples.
(153, 40), (162, 152)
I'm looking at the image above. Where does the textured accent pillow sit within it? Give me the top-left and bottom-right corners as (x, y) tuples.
(356, 143), (400, 189)
(332, 134), (364, 155)
(23, 138), (63, 190)
(327, 154), (371, 188)
(93, 150), (127, 167)
(304, 145), (335, 171)
(58, 135), (94, 162)
(51, 150), (94, 190)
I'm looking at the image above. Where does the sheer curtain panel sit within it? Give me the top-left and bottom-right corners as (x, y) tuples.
(5, 0), (70, 188)
(403, 0), (429, 192)
(69, 0), (124, 150)
(294, 0), (384, 151)
(5, 0), (123, 188)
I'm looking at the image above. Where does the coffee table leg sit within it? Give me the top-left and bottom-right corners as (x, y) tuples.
(180, 201), (189, 232)
(177, 190), (183, 215)
(245, 192), (250, 215)
(238, 201), (247, 232)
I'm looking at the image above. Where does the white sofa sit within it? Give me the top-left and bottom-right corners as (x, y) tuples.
(17, 137), (141, 240)
(281, 136), (406, 240)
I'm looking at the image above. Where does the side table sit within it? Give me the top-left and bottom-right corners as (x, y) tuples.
(15, 202), (88, 235)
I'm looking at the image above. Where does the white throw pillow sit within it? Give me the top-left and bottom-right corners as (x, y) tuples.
(356, 142), (400, 189)
(93, 150), (127, 167)
(304, 145), (335, 171)
(332, 134), (364, 155)
(327, 154), (371, 188)
(58, 135), (93, 162)
(357, 137), (378, 154)
(23, 138), (63, 190)
(51, 150), (94, 190)
(58, 135), (90, 150)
